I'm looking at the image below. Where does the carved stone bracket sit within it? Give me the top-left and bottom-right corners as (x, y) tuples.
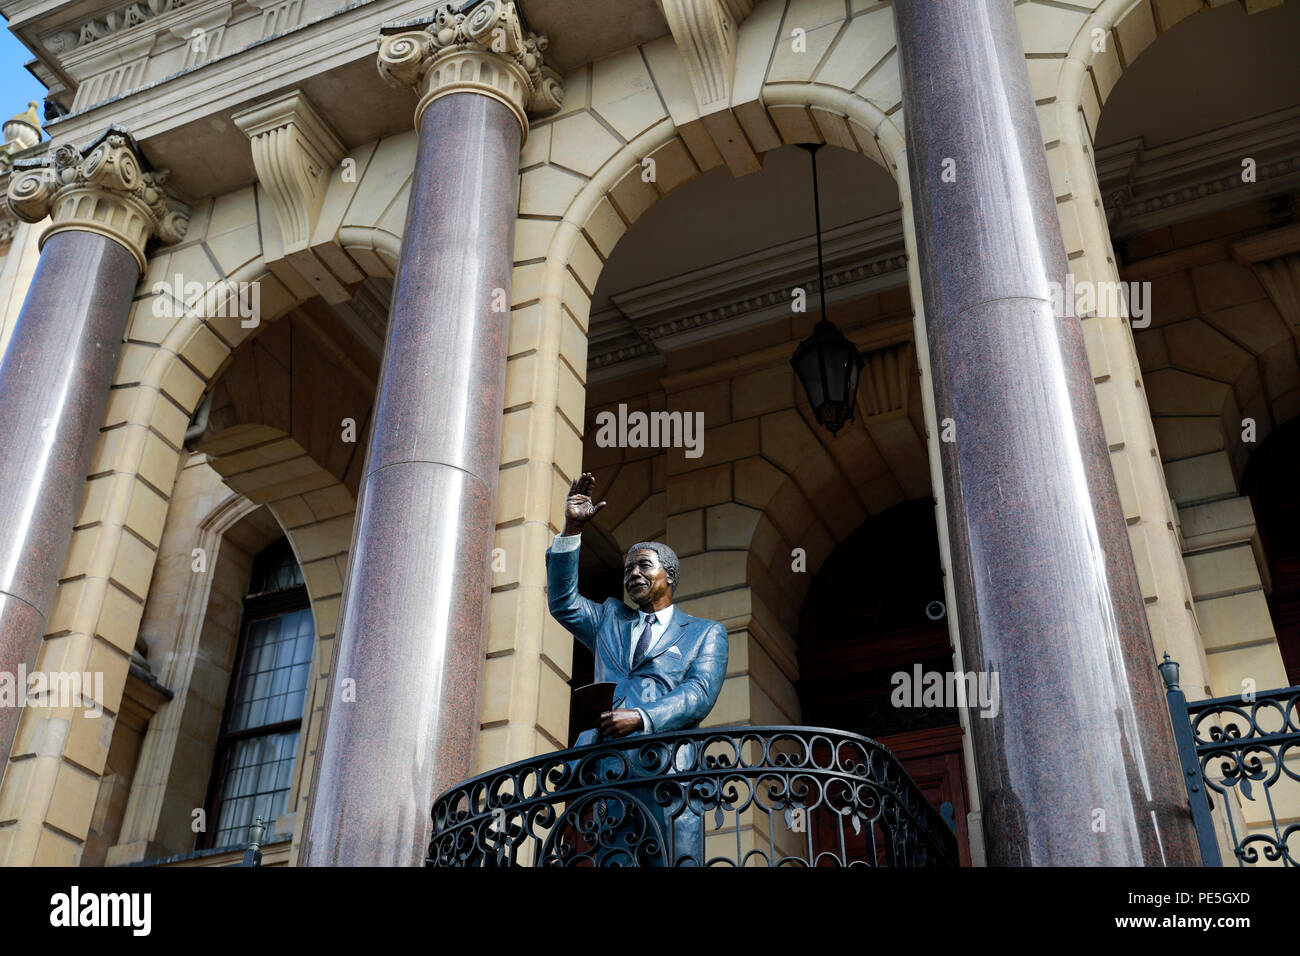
(377, 0), (562, 140)
(233, 91), (352, 304)
(5, 127), (188, 273)
(658, 0), (763, 177)
(660, 0), (737, 114)
(856, 338), (913, 421)
(1231, 223), (1300, 328)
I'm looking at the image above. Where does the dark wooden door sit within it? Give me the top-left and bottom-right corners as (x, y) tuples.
(797, 499), (973, 865)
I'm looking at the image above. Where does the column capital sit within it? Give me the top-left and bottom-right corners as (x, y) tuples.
(4, 127), (189, 274)
(377, 0), (563, 141)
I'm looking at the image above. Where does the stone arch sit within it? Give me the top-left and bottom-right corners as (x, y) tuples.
(1142, 292), (1295, 496)
(480, 2), (961, 773)
(1052, 0), (1285, 136)
(1042, 0), (1298, 698)
(188, 426), (358, 864)
(108, 482), (347, 864)
(966, 0), (1300, 702)
(1131, 225), (1297, 696)
(0, 141), (404, 859)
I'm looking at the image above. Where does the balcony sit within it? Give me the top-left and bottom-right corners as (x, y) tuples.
(1163, 664), (1300, 867)
(427, 726), (959, 867)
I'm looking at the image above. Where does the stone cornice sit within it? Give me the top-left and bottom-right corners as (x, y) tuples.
(377, 0), (562, 139)
(588, 211), (910, 382)
(40, 0), (191, 55)
(36, 0), (435, 198)
(656, 315), (914, 395)
(1097, 105), (1300, 239)
(5, 126), (188, 273)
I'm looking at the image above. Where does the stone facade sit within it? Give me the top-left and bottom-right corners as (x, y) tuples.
(0, 0), (1293, 866)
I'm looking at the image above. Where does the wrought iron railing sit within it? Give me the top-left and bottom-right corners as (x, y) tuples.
(427, 726), (959, 867)
(1162, 656), (1300, 867)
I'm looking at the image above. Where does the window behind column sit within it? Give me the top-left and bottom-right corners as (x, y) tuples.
(200, 537), (314, 849)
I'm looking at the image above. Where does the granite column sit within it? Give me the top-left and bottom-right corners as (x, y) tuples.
(0, 130), (188, 781)
(892, 0), (1199, 864)
(301, 2), (561, 866)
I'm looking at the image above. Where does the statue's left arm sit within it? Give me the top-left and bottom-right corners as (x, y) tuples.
(640, 623), (729, 733)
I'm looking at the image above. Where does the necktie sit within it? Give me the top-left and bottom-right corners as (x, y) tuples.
(631, 613), (658, 669)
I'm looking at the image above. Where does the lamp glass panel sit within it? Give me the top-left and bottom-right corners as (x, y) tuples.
(793, 351), (827, 408)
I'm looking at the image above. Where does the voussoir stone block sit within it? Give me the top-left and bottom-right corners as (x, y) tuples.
(734, 455), (787, 508)
(706, 502), (762, 550)
(583, 197), (628, 259)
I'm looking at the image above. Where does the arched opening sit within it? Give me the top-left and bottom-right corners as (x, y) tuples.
(1094, 2), (1299, 155)
(92, 245), (388, 862)
(1243, 416), (1300, 687)
(551, 113), (968, 859)
(1093, 0), (1300, 699)
(795, 499), (971, 865)
(199, 535), (314, 850)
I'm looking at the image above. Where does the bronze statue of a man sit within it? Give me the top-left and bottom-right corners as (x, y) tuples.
(546, 472), (729, 747)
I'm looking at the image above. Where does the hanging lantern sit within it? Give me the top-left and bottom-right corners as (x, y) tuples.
(789, 144), (863, 435)
(791, 318), (864, 434)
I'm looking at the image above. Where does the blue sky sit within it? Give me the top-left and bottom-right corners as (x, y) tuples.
(0, 20), (49, 122)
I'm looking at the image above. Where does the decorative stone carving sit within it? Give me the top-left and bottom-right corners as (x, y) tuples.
(167, 4), (234, 69)
(2, 102), (42, 158)
(660, 0), (737, 113)
(42, 0), (191, 53)
(234, 91), (343, 252)
(5, 128), (188, 273)
(244, 0), (306, 38)
(717, 0), (754, 21)
(1096, 108), (1300, 239)
(377, 0), (562, 139)
(233, 91), (352, 303)
(1232, 223), (1300, 328)
(0, 207), (19, 257)
(855, 339), (913, 421)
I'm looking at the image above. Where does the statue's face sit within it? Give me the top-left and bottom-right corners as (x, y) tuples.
(624, 548), (674, 609)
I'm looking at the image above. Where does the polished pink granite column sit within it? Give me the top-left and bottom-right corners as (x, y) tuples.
(892, 0), (1199, 865)
(0, 231), (140, 779)
(300, 92), (520, 866)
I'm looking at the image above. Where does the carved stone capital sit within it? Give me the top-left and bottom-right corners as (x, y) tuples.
(377, 0), (562, 141)
(5, 128), (188, 273)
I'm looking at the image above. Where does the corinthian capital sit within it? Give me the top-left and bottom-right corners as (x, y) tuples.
(5, 127), (188, 274)
(377, 0), (563, 140)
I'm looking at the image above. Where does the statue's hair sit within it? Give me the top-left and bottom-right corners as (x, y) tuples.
(626, 541), (680, 594)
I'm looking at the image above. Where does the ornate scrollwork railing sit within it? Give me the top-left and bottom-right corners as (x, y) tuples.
(1187, 685), (1300, 867)
(1163, 657), (1300, 868)
(426, 726), (959, 867)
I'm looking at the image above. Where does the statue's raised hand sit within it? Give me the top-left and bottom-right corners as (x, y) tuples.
(563, 472), (607, 536)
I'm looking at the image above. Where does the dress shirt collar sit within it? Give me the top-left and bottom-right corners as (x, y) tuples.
(638, 604), (673, 628)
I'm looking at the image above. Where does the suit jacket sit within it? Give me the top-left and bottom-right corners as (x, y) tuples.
(546, 543), (728, 747)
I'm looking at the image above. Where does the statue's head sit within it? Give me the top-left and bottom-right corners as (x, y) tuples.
(624, 541), (679, 610)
